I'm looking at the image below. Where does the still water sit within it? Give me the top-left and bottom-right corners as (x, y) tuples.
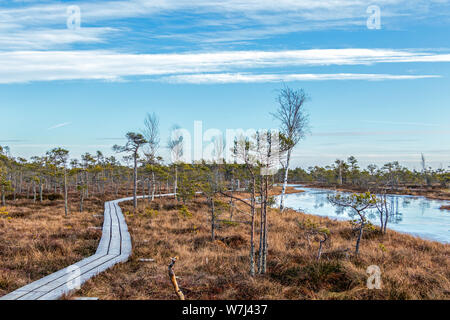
(278, 186), (450, 244)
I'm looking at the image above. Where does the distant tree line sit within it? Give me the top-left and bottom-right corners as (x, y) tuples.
(277, 155), (450, 191)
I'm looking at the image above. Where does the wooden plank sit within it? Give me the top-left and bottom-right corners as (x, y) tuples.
(17, 291), (47, 301)
(17, 255), (118, 298)
(0, 290), (30, 301)
(0, 194), (137, 300)
(1, 254), (106, 299)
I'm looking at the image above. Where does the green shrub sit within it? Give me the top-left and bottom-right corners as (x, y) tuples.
(179, 205), (192, 218)
(144, 208), (159, 218)
(221, 220), (239, 227)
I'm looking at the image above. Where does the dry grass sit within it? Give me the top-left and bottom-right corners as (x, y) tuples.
(0, 196), (105, 296)
(68, 192), (450, 300)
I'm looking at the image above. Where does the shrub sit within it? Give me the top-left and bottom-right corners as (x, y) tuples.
(0, 207), (8, 216)
(179, 205), (192, 218)
(144, 208), (159, 218)
(221, 220), (239, 227)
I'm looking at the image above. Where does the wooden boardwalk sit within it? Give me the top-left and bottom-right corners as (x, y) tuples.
(0, 196), (140, 300)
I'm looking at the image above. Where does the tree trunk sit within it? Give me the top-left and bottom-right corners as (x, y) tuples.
(379, 208), (384, 233)
(317, 236), (328, 261)
(147, 178), (151, 203)
(151, 171), (156, 201)
(261, 177), (269, 274)
(250, 176), (256, 277)
(174, 166), (178, 201)
(1, 186), (5, 206)
(97, 176), (101, 195)
(19, 172), (23, 195)
(229, 196), (234, 220)
(54, 169), (57, 194)
(80, 191), (84, 213)
(258, 176), (264, 274)
(133, 153), (138, 210)
(39, 178), (43, 202)
(279, 148), (292, 211)
(210, 197), (215, 241)
(383, 198), (389, 234)
(13, 174), (16, 201)
(355, 221), (364, 256)
(85, 171), (89, 198)
(64, 168), (69, 216)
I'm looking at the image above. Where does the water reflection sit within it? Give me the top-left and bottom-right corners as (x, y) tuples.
(277, 186), (450, 243)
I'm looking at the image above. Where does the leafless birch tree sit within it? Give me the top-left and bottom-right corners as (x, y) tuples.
(143, 113), (160, 201)
(272, 85), (309, 211)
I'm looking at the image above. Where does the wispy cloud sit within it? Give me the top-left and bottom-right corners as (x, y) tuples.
(0, 28), (117, 50)
(161, 73), (439, 83)
(47, 122), (71, 130)
(0, 48), (448, 84)
(1, 0), (450, 49)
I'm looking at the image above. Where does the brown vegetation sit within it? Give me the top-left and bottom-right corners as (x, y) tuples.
(0, 196), (104, 296)
(68, 195), (449, 300)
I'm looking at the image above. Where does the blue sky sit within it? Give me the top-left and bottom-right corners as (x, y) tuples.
(0, 0), (450, 170)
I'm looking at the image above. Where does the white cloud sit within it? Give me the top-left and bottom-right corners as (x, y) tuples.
(0, 28), (115, 50)
(161, 72), (439, 83)
(47, 122), (71, 130)
(0, 48), (448, 84)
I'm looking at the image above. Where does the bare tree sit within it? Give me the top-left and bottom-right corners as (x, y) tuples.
(226, 136), (258, 276)
(113, 132), (147, 210)
(46, 148), (70, 216)
(143, 113), (160, 202)
(226, 130), (279, 275)
(421, 153), (430, 186)
(212, 134), (225, 164)
(272, 85), (309, 211)
(143, 112), (160, 160)
(168, 125), (184, 200)
(375, 191), (392, 234)
(254, 130), (279, 274)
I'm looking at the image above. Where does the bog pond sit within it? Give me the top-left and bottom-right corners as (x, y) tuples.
(278, 186), (450, 243)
